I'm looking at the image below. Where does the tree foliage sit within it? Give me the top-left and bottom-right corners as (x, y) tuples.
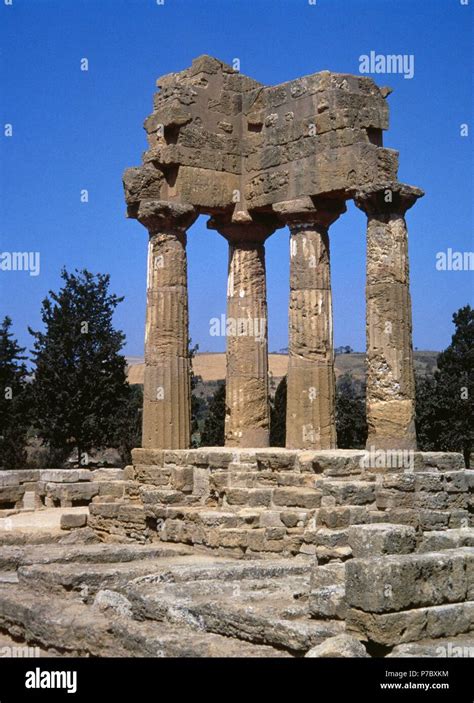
(270, 376), (287, 447)
(335, 373), (367, 449)
(200, 382), (225, 446)
(0, 317), (30, 468)
(416, 305), (473, 466)
(29, 269), (132, 465)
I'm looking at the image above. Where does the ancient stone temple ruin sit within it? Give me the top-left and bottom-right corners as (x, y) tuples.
(123, 54), (423, 453)
(1, 57), (471, 660)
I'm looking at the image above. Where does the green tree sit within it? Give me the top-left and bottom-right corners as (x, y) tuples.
(0, 317), (30, 468)
(336, 373), (367, 449)
(29, 269), (130, 465)
(113, 383), (143, 465)
(270, 376), (287, 447)
(416, 305), (473, 466)
(200, 382), (225, 446)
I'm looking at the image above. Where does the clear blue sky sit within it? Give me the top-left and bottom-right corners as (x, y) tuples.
(1, 0), (472, 359)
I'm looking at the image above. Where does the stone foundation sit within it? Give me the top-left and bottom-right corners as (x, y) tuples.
(88, 449), (473, 560)
(0, 450), (472, 658)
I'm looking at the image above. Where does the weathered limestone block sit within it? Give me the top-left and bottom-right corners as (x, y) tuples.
(308, 450), (366, 476)
(317, 479), (375, 506)
(98, 482), (125, 499)
(0, 485), (24, 507)
(347, 602), (474, 647)
(310, 562), (345, 589)
(317, 505), (370, 529)
(0, 470), (40, 484)
(305, 634), (369, 658)
(345, 548), (473, 614)
(40, 469), (91, 483)
(355, 183), (423, 451)
(60, 513), (88, 530)
(273, 487), (321, 509)
(417, 529), (474, 553)
(131, 465), (172, 485)
(45, 482), (99, 506)
(171, 466), (194, 492)
(0, 473), (20, 487)
(131, 449), (164, 466)
(348, 524), (417, 558)
(309, 586), (347, 620)
(413, 452), (465, 472)
(91, 469), (125, 481)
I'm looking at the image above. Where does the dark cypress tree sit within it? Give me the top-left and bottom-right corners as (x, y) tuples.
(0, 317), (30, 468)
(200, 382), (225, 446)
(29, 269), (130, 465)
(416, 305), (473, 466)
(113, 383), (143, 465)
(270, 376), (287, 446)
(335, 373), (367, 449)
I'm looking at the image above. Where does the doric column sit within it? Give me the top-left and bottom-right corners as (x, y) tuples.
(137, 200), (198, 449)
(354, 183), (424, 450)
(209, 219), (278, 447)
(274, 197), (346, 449)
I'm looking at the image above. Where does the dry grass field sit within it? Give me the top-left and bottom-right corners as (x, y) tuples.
(127, 351), (438, 388)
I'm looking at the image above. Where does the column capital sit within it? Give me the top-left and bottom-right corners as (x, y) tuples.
(207, 214), (280, 246)
(354, 182), (424, 218)
(137, 200), (198, 234)
(273, 196), (346, 230)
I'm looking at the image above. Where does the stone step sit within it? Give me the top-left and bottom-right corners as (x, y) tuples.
(316, 505), (373, 529)
(211, 470), (316, 490)
(125, 576), (343, 654)
(18, 555), (311, 598)
(222, 486), (322, 509)
(417, 528), (474, 553)
(315, 479), (376, 505)
(140, 488), (187, 505)
(0, 542), (192, 571)
(0, 584), (289, 657)
(88, 501), (148, 542)
(302, 528), (351, 561)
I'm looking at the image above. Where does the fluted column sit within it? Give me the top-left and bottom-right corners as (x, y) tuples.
(275, 198), (345, 449)
(210, 220), (277, 447)
(355, 183), (423, 450)
(137, 201), (198, 449)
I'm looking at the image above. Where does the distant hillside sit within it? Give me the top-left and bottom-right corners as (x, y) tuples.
(127, 351), (439, 396)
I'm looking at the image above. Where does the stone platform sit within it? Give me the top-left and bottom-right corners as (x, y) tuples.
(0, 449), (472, 658)
(89, 449), (473, 561)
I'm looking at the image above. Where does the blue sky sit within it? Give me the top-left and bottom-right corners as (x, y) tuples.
(1, 0), (472, 358)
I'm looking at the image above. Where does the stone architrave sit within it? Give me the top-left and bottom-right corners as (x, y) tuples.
(355, 183), (424, 450)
